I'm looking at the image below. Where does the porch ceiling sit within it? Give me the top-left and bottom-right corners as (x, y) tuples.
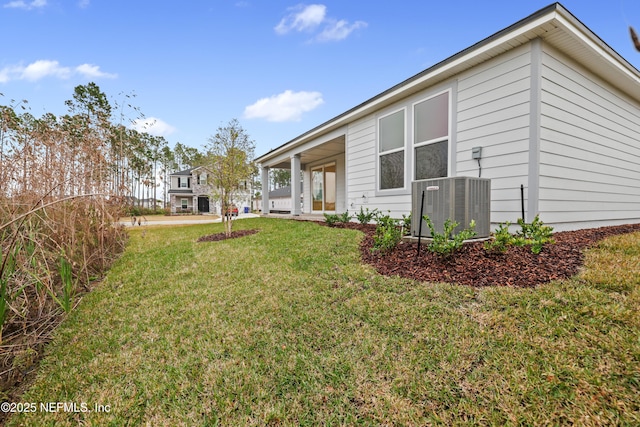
(267, 135), (345, 169)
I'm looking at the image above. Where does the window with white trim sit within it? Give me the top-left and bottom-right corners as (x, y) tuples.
(181, 198), (188, 209)
(414, 91), (449, 180)
(378, 109), (405, 190)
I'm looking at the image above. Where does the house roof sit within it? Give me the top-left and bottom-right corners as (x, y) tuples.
(268, 182), (304, 198)
(170, 165), (212, 176)
(171, 167), (195, 176)
(269, 186), (290, 198)
(256, 2), (640, 166)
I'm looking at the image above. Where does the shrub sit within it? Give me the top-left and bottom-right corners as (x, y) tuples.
(356, 207), (378, 224)
(324, 211), (352, 226)
(372, 214), (402, 253)
(126, 206), (167, 216)
(338, 211), (352, 223)
(323, 213), (340, 226)
(484, 221), (512, 253)
(516, 215), (555, 254)
(401, 213), (412, 236)
(423, 216), (477, 258)
(483, 215), (555, 255)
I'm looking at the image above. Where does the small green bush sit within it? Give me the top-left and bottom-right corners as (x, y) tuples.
(356, 207), (378, 224)
(484, 221), (512, 253)
(401, 213), (411, 236)
(484, 215), (555, 255)
(516, 215), (555, 254)
(323, 213), (340, 226)
(126, 207), (168, 216)
(372, 213), (402, 253)
(323, 211), (352, 226)
(338, 211), (352, 223)
(423, 216), (477, 258)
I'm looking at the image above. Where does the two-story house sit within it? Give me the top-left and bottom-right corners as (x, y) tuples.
(168, 167), (212, 214)
(168, 166), (252, 215)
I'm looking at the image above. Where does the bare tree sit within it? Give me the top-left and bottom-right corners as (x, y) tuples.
(204, 119), (255, 237)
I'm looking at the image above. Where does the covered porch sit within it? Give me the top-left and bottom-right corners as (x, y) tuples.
(258, 129), (346, 216)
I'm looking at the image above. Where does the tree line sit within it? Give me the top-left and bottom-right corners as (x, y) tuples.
(1, 82), (205, 211)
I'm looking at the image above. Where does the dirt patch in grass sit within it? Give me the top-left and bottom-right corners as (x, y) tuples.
(328, 222), (640, 287)
(197, 229), (259, 242)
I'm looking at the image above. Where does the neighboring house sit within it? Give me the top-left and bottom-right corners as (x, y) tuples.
(140, 198), (163, 209)
(168, 166), (252, 214)
(265, 184), (304, 213)
(255, 3), (640, 231)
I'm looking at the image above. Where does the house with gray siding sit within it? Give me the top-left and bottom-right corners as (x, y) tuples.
(255, 3), (640, 231)
(168, 166), (252, 215)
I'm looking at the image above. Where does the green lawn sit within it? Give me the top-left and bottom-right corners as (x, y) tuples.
(8, 218), (640, 426)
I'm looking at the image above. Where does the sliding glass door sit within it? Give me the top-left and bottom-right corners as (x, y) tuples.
(311, 163), (336, 212)
(312, 167), (323, 211)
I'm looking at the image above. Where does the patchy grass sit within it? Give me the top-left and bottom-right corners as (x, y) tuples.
(7, 218), (640, 426)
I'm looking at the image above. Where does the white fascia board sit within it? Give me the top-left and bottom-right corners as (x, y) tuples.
(553, 11), (640, 84)
(376, 17), (558, 108)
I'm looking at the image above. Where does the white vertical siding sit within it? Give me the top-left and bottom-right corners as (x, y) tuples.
(539, 45), (640, 229)
(456, 44), (532, 224)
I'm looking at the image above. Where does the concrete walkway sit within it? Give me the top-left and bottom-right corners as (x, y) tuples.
(120, 213), (260, 227)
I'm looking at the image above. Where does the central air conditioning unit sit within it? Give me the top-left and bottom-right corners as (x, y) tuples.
(411, 177), (491, 238)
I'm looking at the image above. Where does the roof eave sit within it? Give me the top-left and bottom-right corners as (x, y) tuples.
(256, 2), (640, 165)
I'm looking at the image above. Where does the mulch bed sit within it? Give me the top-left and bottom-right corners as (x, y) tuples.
(197, 229), (259, 242)
(327, 222), (640, 287)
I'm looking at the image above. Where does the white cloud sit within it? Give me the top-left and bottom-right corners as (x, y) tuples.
(75, 63), (117, 79)
(274, 3), (366, 42)
(243, 90), (324, 122)
(317, 19), (367, 42)
(0, 65), (21, 83)
(130, 117), (176, 137)
(275, 4), (326, 34)
(0, 59), (116, 83)
(21, 60), (70, 81)
(78, 0), (89, 8)
(3, 0), (46, 10)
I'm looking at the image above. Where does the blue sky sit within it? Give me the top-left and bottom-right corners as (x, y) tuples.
(2, 1), (640, 159)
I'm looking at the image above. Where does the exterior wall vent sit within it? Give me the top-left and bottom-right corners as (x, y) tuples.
(411, 177), (491, 238)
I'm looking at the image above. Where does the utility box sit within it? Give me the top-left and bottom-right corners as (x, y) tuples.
(411, 177), (491, 238)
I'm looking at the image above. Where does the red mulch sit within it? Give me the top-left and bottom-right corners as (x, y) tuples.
(326, 222), (640, 288)
(197, 229), (260, 242)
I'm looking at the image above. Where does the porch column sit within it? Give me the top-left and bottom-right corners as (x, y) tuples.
(290, 154), (301, 216)
(261, 166), (270, 215)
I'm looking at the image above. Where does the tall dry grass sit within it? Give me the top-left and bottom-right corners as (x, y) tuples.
(0, 88), (128, 397)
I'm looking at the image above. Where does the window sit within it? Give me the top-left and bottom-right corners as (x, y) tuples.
(180, 178), (188, 188)
(414, 91), (449, 180)
(198, 174), (206, 185)
(378, 109), (405, 190)
(181, 199), (188, 209)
